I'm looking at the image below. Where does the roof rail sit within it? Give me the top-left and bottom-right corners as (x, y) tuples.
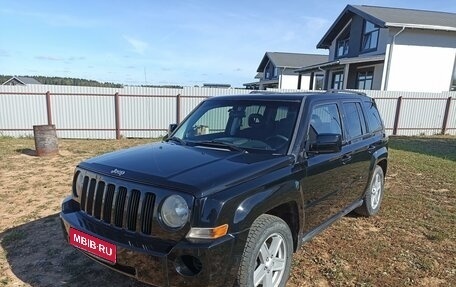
(249, 90), (279, 94)
(326, 89), (367, 96)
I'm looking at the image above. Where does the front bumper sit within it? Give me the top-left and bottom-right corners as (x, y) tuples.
(60, 197), (248, 287)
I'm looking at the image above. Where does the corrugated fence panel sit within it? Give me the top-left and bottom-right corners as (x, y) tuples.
(0, 94), (47, 137)
(123, 86), (183, 96)
(180, 97), (208, 121)
(372, 98), (397, 135)
(1, 85), (455, 138)
(52, 95), (116, 139)
(447, 101), (456, 135)
(182, 87), (251, 97)
(398, 98), (447, 136)
(120, 95), (176, 138)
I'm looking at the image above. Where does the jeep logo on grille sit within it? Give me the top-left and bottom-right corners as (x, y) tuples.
(110, 168), (125, 176)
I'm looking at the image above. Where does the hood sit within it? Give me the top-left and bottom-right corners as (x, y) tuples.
(79, 142), (294, 197)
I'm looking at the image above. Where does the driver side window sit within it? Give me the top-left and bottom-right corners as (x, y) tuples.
(308, 103), (342, 143)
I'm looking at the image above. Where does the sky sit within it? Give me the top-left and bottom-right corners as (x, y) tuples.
(0, 0), (455, 87)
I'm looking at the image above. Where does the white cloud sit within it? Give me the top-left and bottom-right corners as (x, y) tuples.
(123, 36), (149, 55)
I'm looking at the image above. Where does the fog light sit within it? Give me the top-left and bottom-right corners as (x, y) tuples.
(175, 255), (202, 276)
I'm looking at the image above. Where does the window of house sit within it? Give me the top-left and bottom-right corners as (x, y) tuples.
(314, 74), (324, 90)
(343, 102), (367, 139)
(264, 61), (276, 80)
(451, 56), (456, 91)
(356, 69), (374, 90)
(273, 67), (279, 78)
(336, 38), (349, 57)
(332, 72), (344, 90)
(361, 20), (379, 51)
(335, 25), (350, 57)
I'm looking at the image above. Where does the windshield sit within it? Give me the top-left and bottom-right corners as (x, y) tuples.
(171, 99), (301, 154)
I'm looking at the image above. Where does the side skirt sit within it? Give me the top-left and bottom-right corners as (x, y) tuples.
(301, 199), (363, 243)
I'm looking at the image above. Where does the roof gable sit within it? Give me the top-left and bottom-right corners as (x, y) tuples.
(318, 5), (456, 48)
(2, 76), (41, 85)
(256, 52), (328, 72)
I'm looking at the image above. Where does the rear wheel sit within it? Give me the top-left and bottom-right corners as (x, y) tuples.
(236, 214), (293, 287)
(355, 165), (385, 216)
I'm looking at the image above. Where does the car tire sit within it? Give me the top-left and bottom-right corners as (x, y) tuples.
(236, 214), (293, 287)
(355, 165), (385, 217)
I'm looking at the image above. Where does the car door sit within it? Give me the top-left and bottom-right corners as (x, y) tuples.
(338, 101), (372, 204)
(301, 101), (347, 232)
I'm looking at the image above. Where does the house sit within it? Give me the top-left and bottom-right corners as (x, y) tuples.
(295, 5), (456, 92)
(2, 76), (41, 86)
(244, 52), (328, 90)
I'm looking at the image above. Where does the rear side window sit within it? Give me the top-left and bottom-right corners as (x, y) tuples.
(363, 101), (383, 132)
(343, 102), (366, 139)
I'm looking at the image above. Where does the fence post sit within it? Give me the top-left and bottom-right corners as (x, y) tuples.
(114, 92), (121, 140)
(176, 94), (181, 124)
(441, 97), (452, 135)
(45, 91), (52, 125)
(392, 96), (402, 135)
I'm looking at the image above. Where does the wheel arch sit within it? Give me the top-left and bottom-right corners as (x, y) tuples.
(265, 201), (300, 252)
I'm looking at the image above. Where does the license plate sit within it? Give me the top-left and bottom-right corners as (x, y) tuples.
(69, 228), (116, 263)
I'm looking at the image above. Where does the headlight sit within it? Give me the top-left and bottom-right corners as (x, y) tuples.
(160, 195), (189, 229)
(72, 170), (85, 198)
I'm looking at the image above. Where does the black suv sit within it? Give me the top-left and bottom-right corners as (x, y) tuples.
(60, 92), (388, 287)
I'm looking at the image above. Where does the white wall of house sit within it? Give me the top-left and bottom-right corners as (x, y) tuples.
(279, 74), (299, 89)
(385, 29), (456, 92)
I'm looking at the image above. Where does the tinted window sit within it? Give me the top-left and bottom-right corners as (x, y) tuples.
(363, 101), (383, 132)
(343, 102), (365, 139)
(240, 105), (266, 130)
(193, 106), (231, 135)
(173, 99), (300, 154)
(308, 104), (342, 143)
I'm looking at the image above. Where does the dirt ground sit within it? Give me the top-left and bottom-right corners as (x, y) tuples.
(0, 136), (454, 287)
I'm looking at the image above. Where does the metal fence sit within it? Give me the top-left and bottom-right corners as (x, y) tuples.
(0, 85), (455, 139)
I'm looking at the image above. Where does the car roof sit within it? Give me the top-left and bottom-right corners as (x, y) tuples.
(207, 92), (372, 102)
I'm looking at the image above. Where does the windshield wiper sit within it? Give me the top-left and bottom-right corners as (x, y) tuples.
(196, 140), (246, 153)
(166, 136), (186, 145)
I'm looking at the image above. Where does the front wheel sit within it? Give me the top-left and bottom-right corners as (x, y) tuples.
(236, 214), (293, 287)
(355, 165), (385, 217)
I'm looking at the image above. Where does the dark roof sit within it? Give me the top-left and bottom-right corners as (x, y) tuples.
(296, 54), (385, 73)
(257, 52), (328, 72)
(318, 5), (456, 48)
(2, 76), (41, 85)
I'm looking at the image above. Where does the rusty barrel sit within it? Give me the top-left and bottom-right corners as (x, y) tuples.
(33, 125), (59, 156)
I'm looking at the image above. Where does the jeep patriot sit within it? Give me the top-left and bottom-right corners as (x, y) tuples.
(60, 91), (388, 287)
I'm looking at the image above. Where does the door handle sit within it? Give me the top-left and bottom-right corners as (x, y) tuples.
(367, 145), (376, 152)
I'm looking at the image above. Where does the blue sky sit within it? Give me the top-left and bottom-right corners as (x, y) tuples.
(1, 0), (455, 87)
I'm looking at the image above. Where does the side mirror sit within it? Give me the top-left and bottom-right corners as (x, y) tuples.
(309, 133), (342, 153)
(168, 123), (178, 135)
(163, 124), (178, 141)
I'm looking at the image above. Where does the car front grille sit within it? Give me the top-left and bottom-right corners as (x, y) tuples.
(79, 175), (155, 235)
